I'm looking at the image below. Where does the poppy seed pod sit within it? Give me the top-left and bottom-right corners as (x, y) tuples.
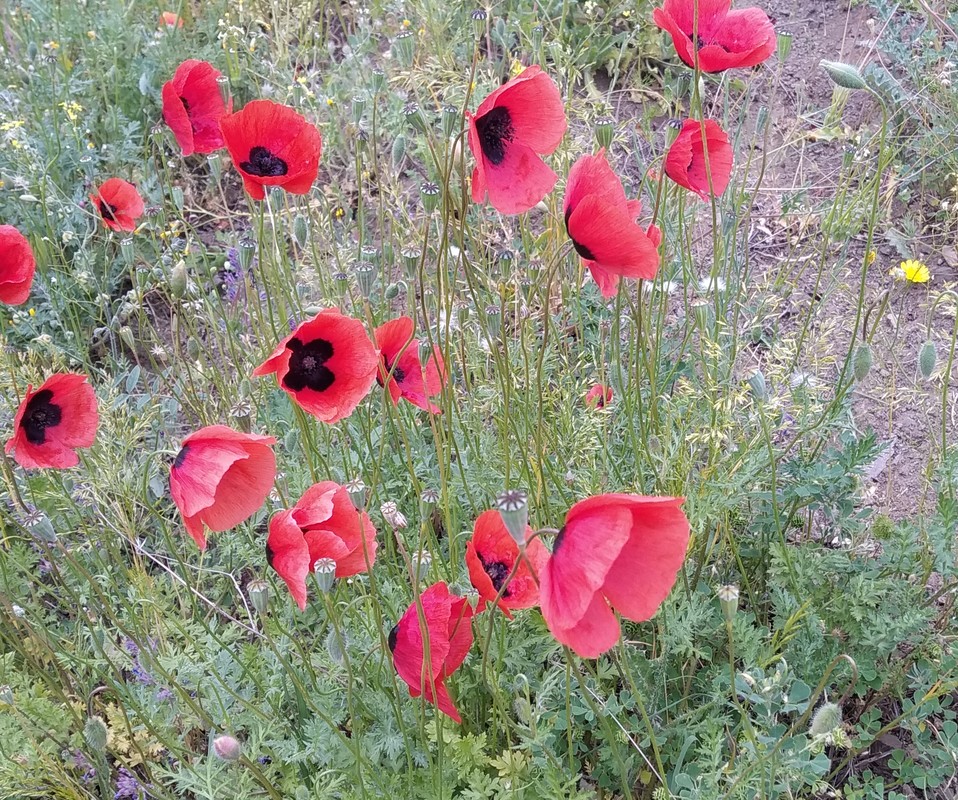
(484, 305), (501, 339)
(594, 117), (615, 150)
(403, 103), (427, 134)
(248, 579), (270, 613)
(392, 31), (416, 66)
(413, 551), (432, 583)
(471, 9), (488, 40)
(120, 236), (136, 265)
(351, 94), (366, 123)
(777, 31), (793, 61)
(496, 489), (529, 546)
(442, 105), (460, 139)
(238, 238), (256, 271)
(531, 24), (544, 51)
(354, 262), (376, 297)
(717, 584), (739, 621)
(345, 478), (367, 510)
(420, 182), (441, 213)
(313, 558), (337, 593)
(370, 68), (386, 94)
(401, 246), (422, 279)
(420, 488), (439, 518)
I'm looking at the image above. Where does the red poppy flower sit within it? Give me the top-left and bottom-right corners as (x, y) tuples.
(169, 425), (277, 550)
(253, 308), (378, 424)
(664, 119), (733, 201)
(539, 494), (690, 658)
(159, 11), (184, 28)
(585, 384), (613, 409)
(653, 0), (776, 73)
(219, 100), (322, 201)
(266, 481), (378, 610)
(5, 373), (98, 470)
(374, 316), (446, 414)
(563, 149), (661, 298)
(162, 60), (232, 157)
(466, 65), (567, 215)
(90, 178), (145, 232)
(0, 225), (36, 306)
(465, 510), (548, 618)
(389, 582), (474, 722)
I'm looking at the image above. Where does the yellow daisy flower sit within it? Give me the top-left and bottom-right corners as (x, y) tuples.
(899, 259), (930, 284)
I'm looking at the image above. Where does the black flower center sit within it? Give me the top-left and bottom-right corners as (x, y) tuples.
(99, 201), (119, 222)
(553, 525), (567, 554)
(387, 623), (399, 652)
(181, 96), (190, 112)
(695, 35), (729, 52)
(564, 210), (596, 260)
(284, 337), (335, 392)
(173, 444), (190, 470)
(241, 146), (289, 177)
(377, 358), (406, 387)
(265, 541), (275, 568)
(475, 106), (514, 166)
(21, 389), (62, 445)
(480, 557), (512, 597)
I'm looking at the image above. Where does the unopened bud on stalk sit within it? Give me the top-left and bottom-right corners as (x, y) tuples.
(345, 478), (367, 510)
(207, 152), (222, 183)
(594, 117), (614, 150)
(919, 340), (936, 379)
(292, 215), (309, 249)
(83, 716), (108, 754)
(212, 734), (242, 762)
(420, 182), (441, 213)
(171, 186), (184, 212)
(392, 31), (415, 67)
(384, 282), (402, 300)
(755, 105), (769, 131)
(247, 579), (269, 614)
(853, 343), (873, 381)
(496, 489), (529, 546)
(170, 260), (188, 298)
(809, 702), (842, 738)
(747, 370), (767, 401)
(313, 558), (337, 593)
(391, 134), (407, 168)
(717, 584), (739, 621)
(354, 262), (376, 297)
(442, 105), (459, 139)
(118, 326), (136, 352)
(471, 9), (488, 40)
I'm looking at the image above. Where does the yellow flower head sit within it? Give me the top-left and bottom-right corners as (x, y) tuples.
(865, 250), (876, 265)
(900, 259), (930, 284)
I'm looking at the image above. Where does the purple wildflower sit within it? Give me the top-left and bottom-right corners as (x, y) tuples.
(114, 767), (148, 800)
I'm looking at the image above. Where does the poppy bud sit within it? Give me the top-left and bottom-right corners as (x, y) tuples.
(384, 282), (402, 300)
(456, 302), (471, 328)
(292, 215), (309, 249)
(392, 134), (407, 169)
(520, 276), (533, 301)
(496, 489), (529, 546)
(747, 370), (767, 402)
(594, 116), (614, 150)
(120, 237), (135, 265)
(212, 734), (241, 762)
(345, 478), (367, 510)
(853, 343), (873, 381)
(27, 41), (38, 60)
(919, 340), (937, 379)
(370, 68), (386, 94)
(756, 105), (769, 131)
(441, 105), (459, 139)
(401, 246), (422, 279)
(777, 31), (793, 62)
(326, 628), (344, 662)
(471, 9), (488, 39)
(215, 74), (231, 106)
(313, 557), (337, 593)
(238, 238), (256, 271)
(207, 152), (222, 183)
(809, 702), (842, 738)
(413, 551), (432, 584)
(403, 102), (427, 134)
(170, 260), (188, 298)
(820, 60), (867, 91)
(171, 185), (184, 212)
(717, 584), (739, 622)
(420, 182), (441, 213)
(83, 716), (108, 754)
(186, 337), (200, 359)
(392, 31), (415, 67)
(118, 326), (136, 353)
(354, 262), (376, 297)
(419, 488), (439, 518)
(248, 579), (270, 614)
(484, 305), (501, 339)
(351, 94), (366, 123)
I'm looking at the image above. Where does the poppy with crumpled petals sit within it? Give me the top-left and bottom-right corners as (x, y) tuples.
(389, 582), (474, 722)
(253, 308), (379, 424)
(5, 373), (98, 470)
(653, 0), (776, 73)
(0, 225), (36, 305)
(539, 494), (690, 658)
(266, 481), (378, 610)
(159, 11), (184, 28)
(162, 60), (232, 156)
(465, 510), (548, 618)
(664, 119), (733, 201)
(220, 99), (322, 201)
(467, 65), (567, 215)
(375, 316), (446, 414)
(585, 384), (613, 409)
(169, 425), (276, 550)
(563, 149), (661, 298)
(90, 178), (145, 232)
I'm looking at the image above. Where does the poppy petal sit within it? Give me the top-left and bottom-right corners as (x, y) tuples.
(547, 592), (621, 659)
(481, 141), (558, 215)
(197, 451), (276, 532)
(267, 510), (311, 610)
